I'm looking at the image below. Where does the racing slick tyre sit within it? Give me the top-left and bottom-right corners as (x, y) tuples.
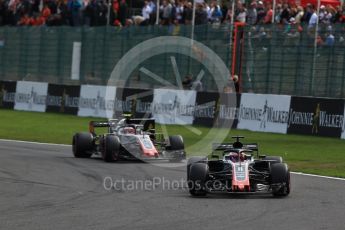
(168, 135), (184, 150)
(187, 157), (207, 181)
(72, 132), (93, 158)
(103, 135), (121, 162)
(270, 163), (290, 197)
(168, 135), (185, 162)
(188, 163), (209, 196)
(265, 156), (283, 165)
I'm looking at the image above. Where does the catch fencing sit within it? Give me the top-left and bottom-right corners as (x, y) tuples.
(1, 24), (345, 97)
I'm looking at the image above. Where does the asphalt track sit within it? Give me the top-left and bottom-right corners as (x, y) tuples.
(0, 140), (345, 230)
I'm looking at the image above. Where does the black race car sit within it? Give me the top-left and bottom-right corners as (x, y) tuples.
(187, 136), (290, 197)
(72, 116), (186, 162)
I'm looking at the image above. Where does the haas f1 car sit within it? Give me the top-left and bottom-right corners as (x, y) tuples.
(187, 136), (290, 197)
(72, 116), (186, 162)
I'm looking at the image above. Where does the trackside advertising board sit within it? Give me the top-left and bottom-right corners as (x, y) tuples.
(46, 84), (80, 115)
(77, 85), (116, 118)
(114, 88), (154, 118)
(287, 97), (344, 138)
(216, 93), (241, 129)
(3, 80), (345, 139)
(192, 91), (220, 127)
(342, 103), (345, 139)
(14, 81), (48, 112)
(237, 93), (291, 134)
(0, 81), (16, 109)
(152, 88), (196, 125)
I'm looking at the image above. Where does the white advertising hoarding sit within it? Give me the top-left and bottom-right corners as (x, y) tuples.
(237, 93), (291, 134)
(78, 85), (116, 118)
(152, 89), (196, 125)
(14, 81), (48, 112)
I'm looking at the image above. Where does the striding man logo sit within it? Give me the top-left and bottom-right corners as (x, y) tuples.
(312, 103), (320, 134)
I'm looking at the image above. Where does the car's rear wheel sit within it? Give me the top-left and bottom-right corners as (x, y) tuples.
(72, 132), (93, 158)
(188, 162), (209, 196)
(103, 135), (120, 162)
(168, 135), (184, 150)
(168, 135), (185, 162)
(271, 163), (290, 197)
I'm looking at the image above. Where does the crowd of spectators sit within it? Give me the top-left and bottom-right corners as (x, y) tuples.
(0, 0), (345, 28)
(0, 0), (127, 26)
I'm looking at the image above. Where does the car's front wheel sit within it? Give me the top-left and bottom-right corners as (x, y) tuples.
(72, 132), (93, 158)
(102, 135), (120, 162)
(270, 163), (290, 197)
(188, 162), (209, 196)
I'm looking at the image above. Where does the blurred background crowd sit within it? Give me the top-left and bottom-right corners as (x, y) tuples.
(0, 0), (344, 27)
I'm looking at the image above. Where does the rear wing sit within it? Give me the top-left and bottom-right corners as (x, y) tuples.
(127, 118), (155, 131)
(89, 120), (118, 133)
(212, 143), (258, 151)
(88, 118), (155, 133)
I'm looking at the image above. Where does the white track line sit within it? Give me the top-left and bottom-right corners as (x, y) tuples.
(0, 139), (344, 181)
(291, 172), (345, 181)
(0, 139), (71, 147)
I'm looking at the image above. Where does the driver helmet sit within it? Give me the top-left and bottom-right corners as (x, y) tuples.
(123, 127), (135, 134)
(229, 152), (239, 162)
(229, 152), (245, 162)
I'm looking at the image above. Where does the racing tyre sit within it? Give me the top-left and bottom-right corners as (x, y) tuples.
(103, 135), (120, 162)
(188, 163), (209, 196)
(270, 163), (290, 197)
(168, 135), (184, 150)
(73, 132), (93, 158)
(168, 135), (185, 162)
(187, 157), (207, 181)
(265, 156), (283, 165)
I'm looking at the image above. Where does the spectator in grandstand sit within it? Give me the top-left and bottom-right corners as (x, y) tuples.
(246, 1), (257, 26)
(263, 2), (273, 24)
(302, 3), (312, 24)
(223, 3), (233, 24)
(274, 4), (282, 23)
(325, 32), (335, 46)
(175, 0), (184, 24)
(141, 0), (152, 25)
(325, 5), (336, 25)
(82, 0), (92, 26)
(319, 5), (327, 24)
(183, 1), (192, 24)
(148, 0), (156, 24)
(0, 0), (4, 26)
(110, 0), (120, 26)
(294, 6), (304, 24)
(67, 0), (81, 26)
(308, 5), (318, 30)
(256, 1), (265, 24)
(280, 3), (290, 24)
(235, 2), (246, 23)
(160, 0), (172, 25)
(194, 3), (207, 25)
(284, 18), (301, 46)
(209, 0), (222, 24)
(41, 2), (52, 22)
(333, 5), (344, 23)
(18, 13), (31, 26)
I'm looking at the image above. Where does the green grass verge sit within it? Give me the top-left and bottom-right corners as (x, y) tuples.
(1, 109), (345, 178)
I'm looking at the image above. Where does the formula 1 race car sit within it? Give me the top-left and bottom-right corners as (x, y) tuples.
(72, 115), (186, 162)
(187, 136), (290, 197)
